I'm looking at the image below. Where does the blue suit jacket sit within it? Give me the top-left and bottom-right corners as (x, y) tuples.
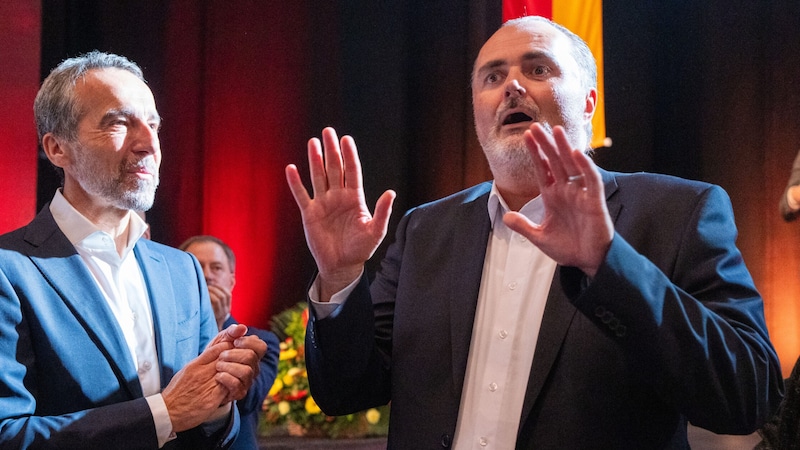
(306, 169), (784, 449)
(0, 207), (238, 449)
(222, 316), (279, 450)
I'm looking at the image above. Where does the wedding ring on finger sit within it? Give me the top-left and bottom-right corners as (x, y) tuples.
(567, 174), (584, 183)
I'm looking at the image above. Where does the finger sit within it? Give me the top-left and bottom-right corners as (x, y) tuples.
(285, 164), (311, 209)
(503, 211), (541, 243)
(322, 127), (345, 189)
(209, 323), (248, 346)
(572, 148), (600, 183)
(370, 190), (396, 239)
(531, 123), (568, 183)
(524, 129), (554, 189)
(340, 135), (364, 190)
(195, 342), (232, 364)
(552, 127), (582, 180)
(307, 137), (328, 196)
(207, 285), (232, 304)
(219, 348), (261, 369)
(214, 371), (249, 401)
(233, 335), (268, 360)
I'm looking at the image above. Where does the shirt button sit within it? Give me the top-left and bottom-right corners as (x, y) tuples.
(479, 437), (488, 447)
(489, 382), (498, 392)
(508, 281), (517, 290)
(139, 361), (152, 373)
(499, 330), (508, 339)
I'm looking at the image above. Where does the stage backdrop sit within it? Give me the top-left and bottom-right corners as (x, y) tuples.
(0, 0), (39, 232)
(2, 1), (800, 375)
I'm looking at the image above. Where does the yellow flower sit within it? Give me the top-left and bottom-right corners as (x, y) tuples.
(365, 408), (381, 425)
(268, 379), (283, 397)
(279, 349), (297, 361)
(278, 401), (291, 416)
(287, 367), (302, 377)
(305, 396), (322, 415)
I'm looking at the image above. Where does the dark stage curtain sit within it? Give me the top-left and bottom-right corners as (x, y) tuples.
(4, 0), (797, 369)
(34, 0), (500, 327)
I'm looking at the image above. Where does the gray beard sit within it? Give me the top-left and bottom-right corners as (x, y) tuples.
(71, 143), (159, 211)
(483, 137), (535, 183)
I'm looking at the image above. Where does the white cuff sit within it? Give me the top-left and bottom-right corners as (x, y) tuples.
(146, 394), (176, 448)
(308, 269), (364, 319)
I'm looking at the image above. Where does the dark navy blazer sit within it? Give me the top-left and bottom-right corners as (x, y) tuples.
(306, 169), (784, 449)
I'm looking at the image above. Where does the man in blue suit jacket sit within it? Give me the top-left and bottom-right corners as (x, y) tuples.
(0, 51), (266, 449)
(285, 16), (784, 449)
(181, 235), (281, 450)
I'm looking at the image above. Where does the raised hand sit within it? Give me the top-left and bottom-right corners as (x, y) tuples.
(285, 127), (395, 300)
(503, 123), (613, 277)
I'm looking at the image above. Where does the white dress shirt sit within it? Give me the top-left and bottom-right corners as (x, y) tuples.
(451, 184), (555, 449)
(49, 190), (173, 446)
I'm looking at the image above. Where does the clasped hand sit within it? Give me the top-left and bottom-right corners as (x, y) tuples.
(162, 323), (267, 432)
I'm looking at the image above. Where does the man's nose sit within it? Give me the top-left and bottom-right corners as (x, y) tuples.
(505, 78), (526, 98)
(131, 119), (160, 154)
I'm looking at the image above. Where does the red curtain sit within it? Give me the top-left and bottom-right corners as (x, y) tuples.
(156, 1), (314, 327)
(0, 1), (39, 234)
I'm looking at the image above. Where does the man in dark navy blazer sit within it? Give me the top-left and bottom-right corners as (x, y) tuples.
(181, 235), (281, 450)
(0, 51), (266, 449)
(286, 16), (784, 449)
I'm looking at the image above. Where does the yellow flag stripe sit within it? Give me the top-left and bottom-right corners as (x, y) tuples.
(552, 0), (608, 148)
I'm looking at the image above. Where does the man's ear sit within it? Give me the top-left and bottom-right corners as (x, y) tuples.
(41, 133), (69, 170)
(230, 273), (236, 292)
(584, 88), (597, 121)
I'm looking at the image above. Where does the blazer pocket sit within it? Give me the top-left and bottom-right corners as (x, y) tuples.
(175, 309), (200, 342)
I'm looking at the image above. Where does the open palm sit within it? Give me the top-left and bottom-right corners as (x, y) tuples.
(504, 124), (613, 277)
(286, 127), (395, 295)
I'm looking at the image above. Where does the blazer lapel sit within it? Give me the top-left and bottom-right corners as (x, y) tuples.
(518, 169), (622, 424)
(448, 186), (493, 394)
(134, 240), (178, 386)
(23, 208), (142, 398)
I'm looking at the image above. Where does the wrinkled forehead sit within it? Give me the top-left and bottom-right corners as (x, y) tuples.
(74, 68), (158, 115)
(474, 20), (574, 72)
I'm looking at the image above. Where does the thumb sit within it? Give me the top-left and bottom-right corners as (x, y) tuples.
(503, 211), (540, 242)
(208, 323), (248, 347)
(371, 190), (396, 238)
(195, 341), (229, 365)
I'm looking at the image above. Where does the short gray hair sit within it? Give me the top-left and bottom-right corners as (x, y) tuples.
(33, 51), (146, 143)
(500, 16), (598, 144)
(179, 235), (237, 273)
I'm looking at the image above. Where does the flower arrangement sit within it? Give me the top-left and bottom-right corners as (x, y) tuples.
(261, 302), (390, 439)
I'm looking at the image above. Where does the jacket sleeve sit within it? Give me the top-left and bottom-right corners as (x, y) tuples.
(564, 184), (784, 434)
(303, 208), (415, 416)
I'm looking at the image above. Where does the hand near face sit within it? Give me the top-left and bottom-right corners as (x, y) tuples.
(285, 127), (396, 301)
(503, 123), (613, 278)
(207, 284), (232, 330)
